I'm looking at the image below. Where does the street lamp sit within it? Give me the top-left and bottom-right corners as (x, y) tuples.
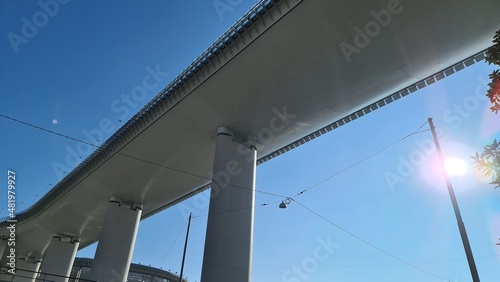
(279, 198), (291, 209)
(179, 213), (192, 282)
(428, 118), (480, 282)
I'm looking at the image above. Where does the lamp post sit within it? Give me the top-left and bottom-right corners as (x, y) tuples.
(179, 213), (192, 282)
(428, 118), (480, 282)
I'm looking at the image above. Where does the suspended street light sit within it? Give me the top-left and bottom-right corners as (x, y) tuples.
(279, 198), (291, 209)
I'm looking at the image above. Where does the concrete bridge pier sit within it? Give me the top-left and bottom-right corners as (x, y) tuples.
(201, 127), (257, 282)
(13, 257), (41, 282)
(41, 234), (80, 282)
(90, 197), (142, 282)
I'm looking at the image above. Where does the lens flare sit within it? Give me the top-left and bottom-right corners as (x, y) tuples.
(445, 158), (468, 176)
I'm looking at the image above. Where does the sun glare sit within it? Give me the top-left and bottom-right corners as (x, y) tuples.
(445, 158), (468, 176)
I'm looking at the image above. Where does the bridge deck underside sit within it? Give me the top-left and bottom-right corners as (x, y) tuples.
(2, 0), (499, 257)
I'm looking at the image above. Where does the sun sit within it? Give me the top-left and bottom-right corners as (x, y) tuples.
(445, 158), (468, 176)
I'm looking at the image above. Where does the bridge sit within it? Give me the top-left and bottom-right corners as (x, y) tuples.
(0, 0), (499, 281)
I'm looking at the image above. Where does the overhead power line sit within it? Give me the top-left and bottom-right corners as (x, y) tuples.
(159, 218), (189, 268)
(0, 114), (431, 202)
(0, 113), (287, 198)
(0, 114), (96, 146)
(291, 122), (429, 199)
(292, 199), (450, 282)
(2, 113), (452, 280)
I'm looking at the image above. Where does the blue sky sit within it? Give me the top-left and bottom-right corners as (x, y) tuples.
(1, 1), (499, 281)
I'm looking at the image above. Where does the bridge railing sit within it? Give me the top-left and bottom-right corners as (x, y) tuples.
(0, 0), (281, 228)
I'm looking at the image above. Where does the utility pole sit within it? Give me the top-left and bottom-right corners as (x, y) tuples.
(179, 213), (192, 282)
(428, 118), (480, 282)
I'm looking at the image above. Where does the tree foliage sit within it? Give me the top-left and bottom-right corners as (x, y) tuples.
(471, 139), (500, 188)
(471, 28), (500, 188)
(486, 69), (500, 113)
(485, 29), (500, 113)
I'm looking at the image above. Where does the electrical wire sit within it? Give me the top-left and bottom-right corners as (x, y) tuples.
(1, 114), (431, 203)
(159, 217), (188, 268)
(0, 114), (97, 146)
(63, 114), (466, 280)
(292, 121), (430, 198)
(0, 114), (436, 216)
(119, 153), (288, 199)
(3, 114), (451, 280)
(0, 113), (287, 199)
(191, 200), (281, 219)
(291, 198), (450, 282)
